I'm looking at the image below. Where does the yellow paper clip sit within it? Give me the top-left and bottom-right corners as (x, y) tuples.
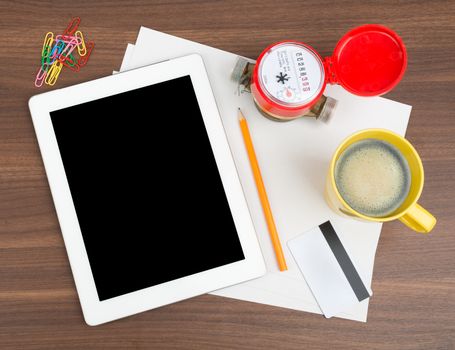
(41, 32), (54, 57)
(45, 61), (63, 86)
(75, 30), (87, 56)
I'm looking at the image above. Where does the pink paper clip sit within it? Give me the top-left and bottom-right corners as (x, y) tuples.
(55, 34), (82, 45)
(78, 40), (94, 67)
(35, 63), (49, 87)
(63, 17), (80, 35)
(58, 39), (78, 62)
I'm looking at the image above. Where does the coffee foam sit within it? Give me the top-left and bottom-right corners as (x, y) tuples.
(335, 139), (411, 217)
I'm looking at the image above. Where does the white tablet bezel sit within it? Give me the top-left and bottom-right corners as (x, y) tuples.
(29, 54), (265, 326)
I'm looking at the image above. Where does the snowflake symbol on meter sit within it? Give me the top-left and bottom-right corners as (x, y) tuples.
(276, 72), (290, 84)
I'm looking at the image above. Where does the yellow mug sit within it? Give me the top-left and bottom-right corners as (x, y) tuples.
(325, 128), (436, 233)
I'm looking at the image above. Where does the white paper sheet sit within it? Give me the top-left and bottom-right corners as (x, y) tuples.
(120, 43), (135, 72)
(117, 27), (411, 321)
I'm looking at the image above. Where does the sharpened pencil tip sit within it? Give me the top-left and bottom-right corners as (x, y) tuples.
(238, 108), (245, 120)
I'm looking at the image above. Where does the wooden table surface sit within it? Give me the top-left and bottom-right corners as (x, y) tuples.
(1, 0), (454, 349)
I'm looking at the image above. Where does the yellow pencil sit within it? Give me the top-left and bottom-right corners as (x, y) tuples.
(238, 108), (288, 271)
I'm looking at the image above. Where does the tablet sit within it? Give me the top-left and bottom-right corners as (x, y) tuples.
(29, 54), (265, 326)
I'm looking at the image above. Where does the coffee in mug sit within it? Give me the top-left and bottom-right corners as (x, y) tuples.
(325, 128), (436, 233)
(334, 139), (411, 217)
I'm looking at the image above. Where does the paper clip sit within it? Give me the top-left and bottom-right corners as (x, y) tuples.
(41, 32), (54, 56)
(58, 39), (78, 62)
(61, 53), (80, 71)
(43, 48), (56, 67)
(62, 59), (80, 72)
(45, 61), (63, 86)
(41, 44), (52, 66)
(65, 53), (77, 66)
(35, 63), (50, 87)
(75, 30), (87, 56)
(78, 40), (94, 67)
(49, 40), (65, 59)
(46, 41), (62, 66)
(34, 17), (94, 87)
(63, 17), (80, 35)
(55, 34), (82, 45)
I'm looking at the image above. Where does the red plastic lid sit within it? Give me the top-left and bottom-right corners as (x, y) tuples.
(328, 24), (407, 96)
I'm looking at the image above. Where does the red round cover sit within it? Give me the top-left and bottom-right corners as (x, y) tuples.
(330, 24), (407, 96)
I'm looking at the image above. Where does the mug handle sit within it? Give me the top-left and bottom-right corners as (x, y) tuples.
(399, 203), (436, 233)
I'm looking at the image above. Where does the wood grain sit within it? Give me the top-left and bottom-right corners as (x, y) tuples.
(0, 0), (454, 348)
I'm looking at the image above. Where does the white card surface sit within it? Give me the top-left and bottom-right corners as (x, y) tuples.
(288, 222), (372, 318)
(115, 27), (411, 322)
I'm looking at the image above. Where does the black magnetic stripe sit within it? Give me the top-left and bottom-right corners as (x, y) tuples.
(319, 221), (370, 302)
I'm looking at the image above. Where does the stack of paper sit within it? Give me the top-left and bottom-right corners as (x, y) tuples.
(114, 27), (411, 322)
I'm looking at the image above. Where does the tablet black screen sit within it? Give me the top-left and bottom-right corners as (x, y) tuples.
(50, 75), (245, 301)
